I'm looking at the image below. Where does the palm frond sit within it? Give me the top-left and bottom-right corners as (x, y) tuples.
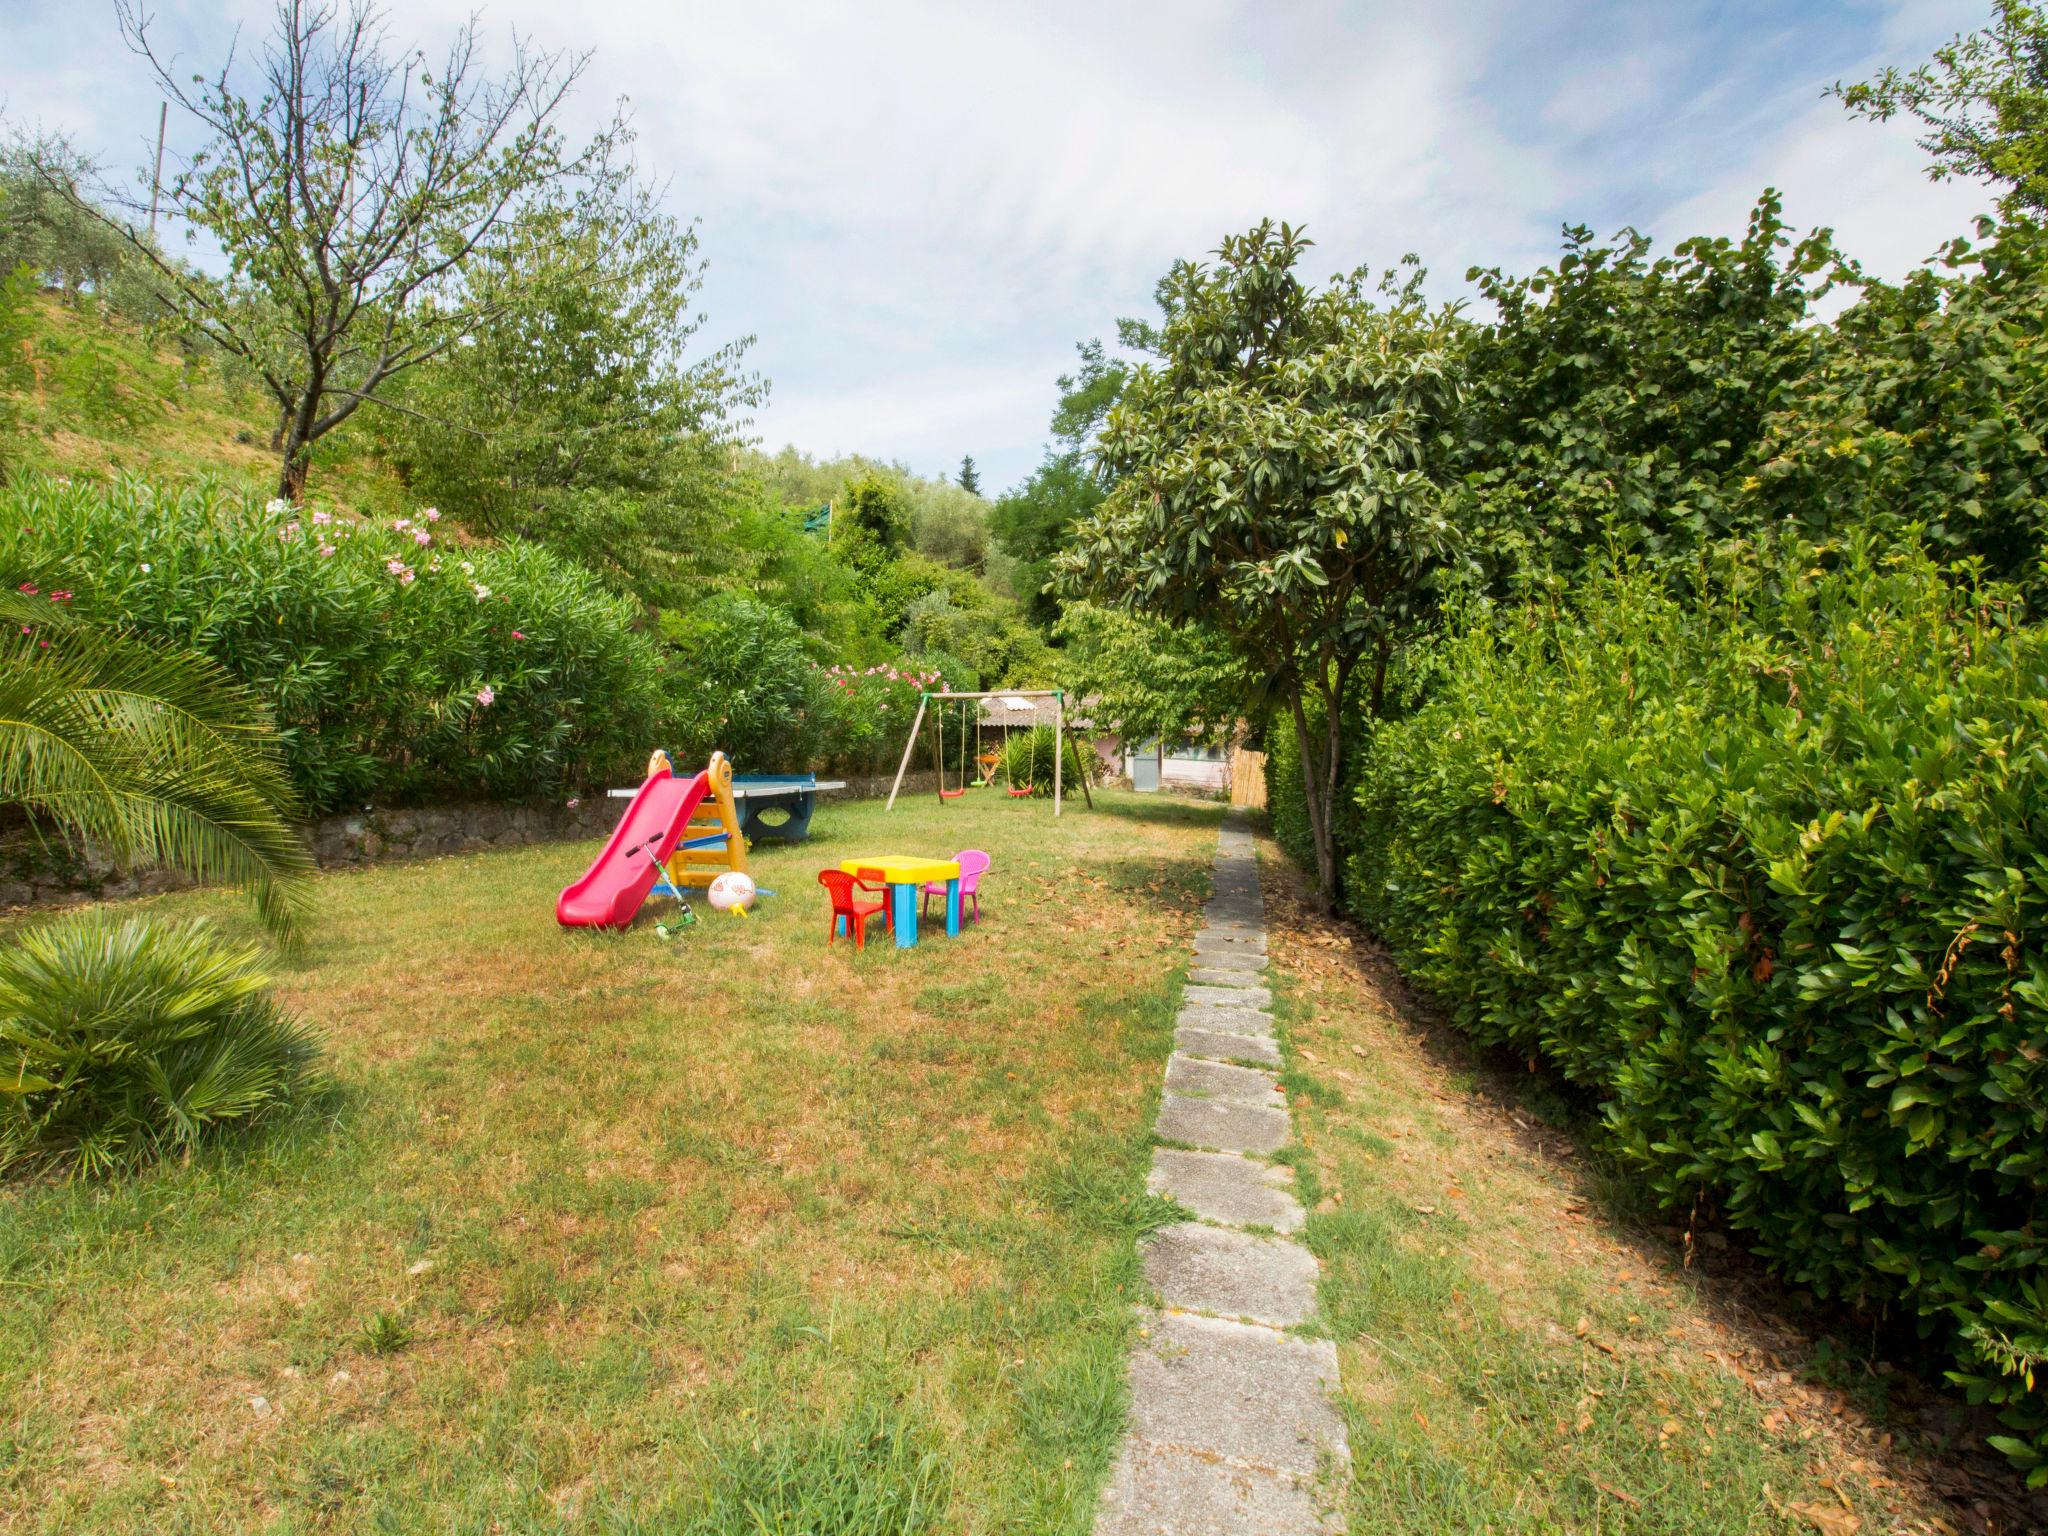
(0, 589), (313, 939)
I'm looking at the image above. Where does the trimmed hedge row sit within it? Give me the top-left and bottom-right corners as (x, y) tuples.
(1293, 546), (2048, 1475)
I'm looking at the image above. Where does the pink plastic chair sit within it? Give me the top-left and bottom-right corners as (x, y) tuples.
(923, 849), (990, 923)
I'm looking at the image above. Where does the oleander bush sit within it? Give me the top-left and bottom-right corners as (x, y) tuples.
(0, 912), (321, 1177)
(0, 473), (662, 812)
(1339, 541), (2048, 1473)
(811, 662), (942, 776)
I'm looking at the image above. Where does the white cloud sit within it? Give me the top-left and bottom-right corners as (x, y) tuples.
(2, 0), (2009, 488)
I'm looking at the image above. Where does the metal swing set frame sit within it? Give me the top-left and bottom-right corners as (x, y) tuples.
(883, 689), (1092, 817)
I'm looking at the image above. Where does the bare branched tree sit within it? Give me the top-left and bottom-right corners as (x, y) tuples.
(56, 0), (623, 500)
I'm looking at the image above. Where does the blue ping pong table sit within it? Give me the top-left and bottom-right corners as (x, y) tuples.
(606, 772), (845, 845)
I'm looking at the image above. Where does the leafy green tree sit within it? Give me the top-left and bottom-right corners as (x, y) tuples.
(657, 593), (823, 770)
(1053, 603), (1243, 747)
(991, 339), (1134, 626)
(956, 455), (981, 495)
(0, 131), (157, 314)
(64, 0), (626, 500)
(1457, 193), (1839, 589)
(992, 457), (1103, 627)
(1836, 0), (2048, 216)
(839, 473), (912, 563)
(1755, 218), (2048, 596)
(379, 182), (761, 608)
(1060, 222), (1462, 907)
(0, 588), (312, 939)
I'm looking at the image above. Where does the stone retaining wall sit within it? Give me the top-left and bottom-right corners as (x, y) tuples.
(0, 768), (948, 911)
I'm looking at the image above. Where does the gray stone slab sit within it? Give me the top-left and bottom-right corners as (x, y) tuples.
(1200, 919), (1266, 937)
(1206, 897), (1264, 915)
(1149, 1148), (1303, 1233)
(1176, 1003), (1274, 1036)
(1174, 1026), (1283, 1068)
(1195, 929), (1268, 953)
(1156, 1092), (1289, 1155)
(1165, 1053), (1284, 1108)
(1094, 1439), (1336, 1535)
(1124, 1312), (1347, 1476)
(1144, 1222), (1319, 1325)
(1189, 965), (1268, 989)
(1191, 946), (1268, 971)
(1187, 982), (1273, 1010)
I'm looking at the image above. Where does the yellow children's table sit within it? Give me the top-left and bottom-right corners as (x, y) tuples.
(839, 855), (962, 948)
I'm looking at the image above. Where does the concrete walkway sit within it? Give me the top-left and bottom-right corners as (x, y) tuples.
(1094, 814), (1349, 1534)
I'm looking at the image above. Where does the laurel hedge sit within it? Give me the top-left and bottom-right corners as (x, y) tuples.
(1298, 545), (2048, 1476)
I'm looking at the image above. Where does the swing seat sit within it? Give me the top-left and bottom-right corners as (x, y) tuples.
(938, 787), (967, 800)
(1006, 784), (1033, 798)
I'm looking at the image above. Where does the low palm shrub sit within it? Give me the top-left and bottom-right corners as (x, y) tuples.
(997, 724), (1095, 797)
(1341, 542), (2048, 1475)
(0, 911), (321, 1177)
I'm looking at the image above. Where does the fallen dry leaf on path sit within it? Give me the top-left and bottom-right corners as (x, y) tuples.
(1787, 1501), (1860, 1536)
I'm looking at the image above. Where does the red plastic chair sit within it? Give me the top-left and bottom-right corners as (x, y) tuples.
(819, 868), (890, 949)
(922, 849), (991, 923)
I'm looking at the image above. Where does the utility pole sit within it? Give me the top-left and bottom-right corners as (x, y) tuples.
(147, 102), (167, 239)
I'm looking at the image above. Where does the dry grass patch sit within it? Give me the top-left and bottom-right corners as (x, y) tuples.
(1, 790), (1216, 1532)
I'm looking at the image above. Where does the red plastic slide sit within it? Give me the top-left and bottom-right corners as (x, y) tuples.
(556, 763), (711, 928)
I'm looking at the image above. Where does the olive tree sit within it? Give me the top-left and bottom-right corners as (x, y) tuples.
(65, 0), (623, 500)
(1057, 222), (1461, 907)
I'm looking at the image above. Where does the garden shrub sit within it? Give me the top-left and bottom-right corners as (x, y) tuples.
(812, 663), (940, 776)
(997, 724), (1097, 797)
(657, 592), (824, 770)
(0, 912), (321, 1177)
(0, 474), (661, 812)
(1344, 544), (2048, 1473)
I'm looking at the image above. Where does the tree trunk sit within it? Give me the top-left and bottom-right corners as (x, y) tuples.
(276, 390), (321, 502)
(276, 448), (310, 503)
(1287, 691), (1340, 914)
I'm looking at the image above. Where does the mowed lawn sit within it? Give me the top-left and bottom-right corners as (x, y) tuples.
(1, 789), (1222, 1534)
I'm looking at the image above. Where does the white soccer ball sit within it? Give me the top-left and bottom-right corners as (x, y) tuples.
(706, 871), (757, 912)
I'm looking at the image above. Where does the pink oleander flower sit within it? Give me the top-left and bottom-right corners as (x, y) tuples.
(38, 638), (49, 649)
(424, 508), (440, 522)
(511, 630), (525, 639)
(400, 568), (416, 586)
(414, 530), (432, 546)
(475, 686), (495, 706)
(49, 590), (72, 602)
(18, 583), (37, 595)
(566, 797), (580, 808)
(318, 544), (336, 558)
(386, 559), (407, 576)
(311, 510), (332, 525)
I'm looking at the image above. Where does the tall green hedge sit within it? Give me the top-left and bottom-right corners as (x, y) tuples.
(1338, 546), (2048, 1476)
(1, 474), (661, 812)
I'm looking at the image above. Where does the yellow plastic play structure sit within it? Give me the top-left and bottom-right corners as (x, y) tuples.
(645, 748), (748, 889)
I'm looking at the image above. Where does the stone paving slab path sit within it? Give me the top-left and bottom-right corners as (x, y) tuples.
(1094, 813), (1347, 1535)
(1164, 1054), (1288, 1108)
(1174, 1026), (1285, 1069)
(1177, 1003), (1279, 1036)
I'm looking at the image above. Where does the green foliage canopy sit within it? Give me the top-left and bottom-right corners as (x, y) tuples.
(1060, 221), (1462, 904)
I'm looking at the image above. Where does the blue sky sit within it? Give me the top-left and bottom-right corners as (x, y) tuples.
(1, 0), (1996, 493)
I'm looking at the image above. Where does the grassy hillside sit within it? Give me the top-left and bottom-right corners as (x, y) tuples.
(2, 291), (410, 514)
